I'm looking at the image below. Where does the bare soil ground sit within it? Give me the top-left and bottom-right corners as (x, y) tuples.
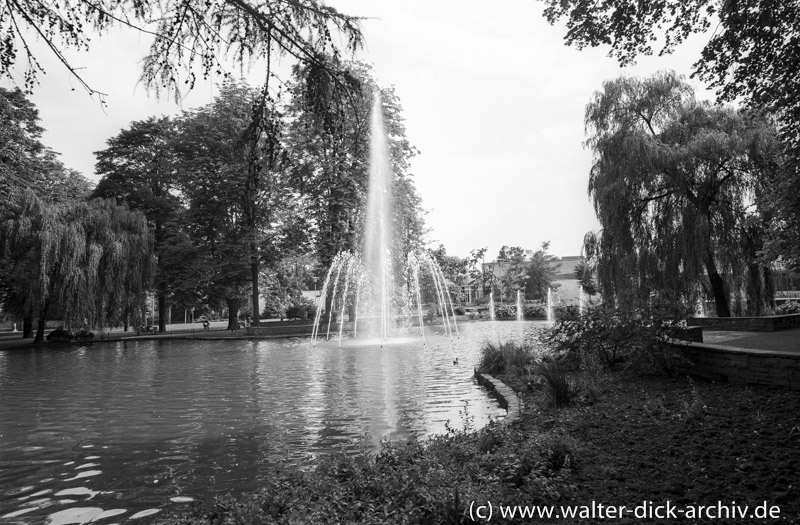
(519, 374), (800, 524)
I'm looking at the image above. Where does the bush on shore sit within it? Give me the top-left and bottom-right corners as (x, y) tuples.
(46, 328), (95, 342)
(491, 303), (548, 320)
(493, 304), (517, 320)
(477, 340), (536, 380)
(523, 303), (547, 319)
(477, 339), (582, 407)
(544, 304), (689, 374)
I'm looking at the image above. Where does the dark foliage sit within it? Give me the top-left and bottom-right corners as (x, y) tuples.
(545, 304), (690, 374)
(157, 421), (577, 525)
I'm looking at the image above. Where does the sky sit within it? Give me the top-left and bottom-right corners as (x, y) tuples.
(4, 1), (715, 260)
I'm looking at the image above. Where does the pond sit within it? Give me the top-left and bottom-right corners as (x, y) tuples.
(0, 321), (546, 524)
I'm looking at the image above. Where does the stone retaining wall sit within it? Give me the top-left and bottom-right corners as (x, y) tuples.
(669, 341), (800, 390)
(687, 313), (800, 332)
(246, 323), (317, 337)
(474, 372), (523, 424)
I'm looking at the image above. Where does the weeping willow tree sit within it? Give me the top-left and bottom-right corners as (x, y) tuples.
(0, 190), (154, 342)
(584, 71), (782, 317)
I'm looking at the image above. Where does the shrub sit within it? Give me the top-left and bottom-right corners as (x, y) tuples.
(494, 304), (517, 320)
(261, 298), (288, 320)
(477, 341), (508, 374)
(536, 360), (578, 408)
(553, 304), (580, 321)
(46, 328), (94, 342)
(46, 328), (72, 342)
(285, 296), (317, 320)
(523, 303), (546, 319)
(775, 300), (800, 315)
(453, 305), (466, 315)
(477, 340), (538, 392)
(159, 423), (577, 525)
(75, 329), (94, 341)
(544, 304), (688, 374)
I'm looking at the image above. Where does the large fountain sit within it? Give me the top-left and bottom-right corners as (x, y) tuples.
(312, 92), (459, 345)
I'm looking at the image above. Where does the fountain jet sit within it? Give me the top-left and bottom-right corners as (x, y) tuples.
(311, 91), (459, 345)
(363, 90), (394, 340)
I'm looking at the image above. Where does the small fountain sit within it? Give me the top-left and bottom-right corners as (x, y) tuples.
(311, 91), (459, 345)
(546, 287), (553, 323)
(489, 292), (496, 322)
(516, 290), (524, 322)
(579, 285), (585, 315)
(311, 250), (458, 346)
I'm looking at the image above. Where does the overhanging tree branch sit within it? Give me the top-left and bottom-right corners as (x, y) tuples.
(1, 0), (363, 99)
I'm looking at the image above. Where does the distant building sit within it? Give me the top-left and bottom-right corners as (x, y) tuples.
(475, 255), (585, 303)
(553, 255), (583, 304)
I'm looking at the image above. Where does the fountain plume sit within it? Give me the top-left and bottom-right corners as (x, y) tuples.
(311, 91), (459, 345)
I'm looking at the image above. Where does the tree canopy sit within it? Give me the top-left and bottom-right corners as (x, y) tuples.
(284, 60), (425, 277)
(583, 71), (782, 316)
(2, 0), (364, 98)
(2, 59), (426, 337)
(0, 87), (91, 204)
(87, 67), (425, 330)
(93, 116), (184, 331)
(0, 190), (154, 341)
(494, 243), (560, 302)
(540, 0), (800, 151)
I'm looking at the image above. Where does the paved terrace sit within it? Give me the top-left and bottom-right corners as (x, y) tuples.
(702, 328), (800, 354)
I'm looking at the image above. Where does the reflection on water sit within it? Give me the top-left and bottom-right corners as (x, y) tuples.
(0, 321), (546, 523)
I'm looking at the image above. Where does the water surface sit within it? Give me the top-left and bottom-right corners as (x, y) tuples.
(0, 321), (545, 523)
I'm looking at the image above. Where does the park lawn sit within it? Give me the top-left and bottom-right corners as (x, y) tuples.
(517, 371), (800, 524)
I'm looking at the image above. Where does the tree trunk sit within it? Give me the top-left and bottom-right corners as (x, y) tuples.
(34, 301), (50, 343)
(704, 253), (731, 317)
(251, 252), (260, 327)
(761, 266), (775, 308)
(158, 285), (167, 333)
(22, 315), (33, 338)
(747, 262), (764, 317)
(226, 297), (240, 330)
(763, 266), (776, 310)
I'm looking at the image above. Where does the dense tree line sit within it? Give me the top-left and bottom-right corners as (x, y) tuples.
(0, 88), (154, 341)
(0, 0), (431, 336)
(0, 60), (425, 336)
(91, 62), (423, 330)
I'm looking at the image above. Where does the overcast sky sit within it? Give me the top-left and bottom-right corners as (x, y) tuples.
(4, 1), (714, 260)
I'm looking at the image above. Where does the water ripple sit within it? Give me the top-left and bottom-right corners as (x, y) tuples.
(0, 321), (548, 522)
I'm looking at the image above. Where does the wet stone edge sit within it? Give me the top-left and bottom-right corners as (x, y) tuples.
(474, 371), (523, 424)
